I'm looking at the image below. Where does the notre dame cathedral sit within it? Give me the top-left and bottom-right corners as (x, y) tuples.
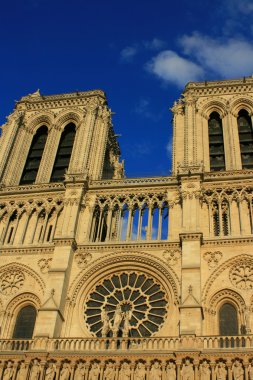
(0, 77), (253, 380)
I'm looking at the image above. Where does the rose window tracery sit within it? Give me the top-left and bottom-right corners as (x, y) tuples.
(0, 270), (25, 295)
(84, 272), (168, 337)
(229, 262), (253, 289)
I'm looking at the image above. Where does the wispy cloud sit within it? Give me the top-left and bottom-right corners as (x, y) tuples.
(146, 32), (253, 87)
(166, 136), (173, 156)
(120, 46), (138, 62)
(120, 38), (166, 62)
(179, 33), (253, 78)
(146, 50), (204, 87)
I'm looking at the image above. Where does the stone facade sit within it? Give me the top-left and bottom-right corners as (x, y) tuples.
(0, 79), (253, 380)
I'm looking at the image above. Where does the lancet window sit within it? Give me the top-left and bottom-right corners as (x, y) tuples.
(219, 303), (238, 336)
(50, 123), (76, 182)
(89, 194), (169, 242)
(237, 110), (253, 169)
(12, 305), (37, 339)
(208, 112), (225, 171)
(20, 126), (48, 184)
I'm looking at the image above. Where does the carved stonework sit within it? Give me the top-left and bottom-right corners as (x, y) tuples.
(230, 261), (253, 289)
(203, 251), (222, 269)
(38, 258), (52, 274)
(163, 249), (181, 266)
(0, 270), (25, 295)
(74, 252), (92, 268)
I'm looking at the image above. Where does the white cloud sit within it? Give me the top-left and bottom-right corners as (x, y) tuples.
(179, 33), (253, 78)
(120, 46), (138, 62)
(146, 50), (204, 87)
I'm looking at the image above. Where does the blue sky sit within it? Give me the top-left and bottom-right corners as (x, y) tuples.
(1, 0), (253, 177)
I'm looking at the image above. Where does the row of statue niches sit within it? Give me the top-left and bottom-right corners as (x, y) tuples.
(2, 359), (253, 380)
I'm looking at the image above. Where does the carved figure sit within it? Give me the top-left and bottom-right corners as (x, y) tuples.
(215, 362), (227, 380)
(45, 363), (56, 380)
(119, 363), (131, 380)
(122, 310), (132, 337)
(16, 362), (27, 380)
(200, 361), (210, 380)
(112, 304), (123, 337)
(181, 359), (194, 380)
(248, 363), (253, 380)
(30, 360), (41, 380)
(88, 363), (100, 380)
(101, 308), (111, 337)
(60, 363), (71, 380)
(134, 363), (146, 380)
(104, 363), (115, 380)
(232, 360), (244, 380)
(75, 363), (85, 380)
(150, 362), (162, 380)
(113, 159), (124, 179)
(166, 363), (176, 380)
(3, 362), (14, 380)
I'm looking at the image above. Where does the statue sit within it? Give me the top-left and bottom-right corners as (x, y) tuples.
(181, 359), (194, 380)
(88, 363), (100, 380)
(45, 363), (56, 380)
(122, 310), (132, 337)
(104, 363), (116, 380)
(215, 362), (227, 380)
(3, 362), (14, 380)
(101, 308), (111, 337)
(30, 360), (41, 380)
(134, 363), (146, 380)
(60, 363), (71, 380)
(232, 360), (244, 380)
(16, 362), (27, 380)
(119, 363), (131, 380)
(113, 158), (125, 179)
(166, 363), (176, 380)
(200, 361), (210, 380)
(150, 362), (162, 380)
(112, 304), (123, 337)
(75, 363), (85, 380)
(248, 363), (253, 380)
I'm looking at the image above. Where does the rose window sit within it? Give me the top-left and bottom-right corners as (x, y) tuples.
(230, 262), (253, 289)
(0, 270), (25, 295)
(84, 272), (168, 337)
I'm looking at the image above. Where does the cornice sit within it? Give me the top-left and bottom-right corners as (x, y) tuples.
(16, 90), (106, 111)
(203, 170), (253, 183)
(89, 176), (178, 190)
(76, 241), (180, 252)
(180, 233), (203, 243)
(0, 245), (54, 256)
(184, 77), (253, 97)
(0, 182), (65, 196)
(203, 236), (253, 247)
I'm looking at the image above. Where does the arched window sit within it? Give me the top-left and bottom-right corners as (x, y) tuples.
(237, 110), (253, 169)
(20, 126), (48, 184)
(208, 112), (225, 171)
(219, 303), (238, 336)
(12, 305), (37, 339)
(50, 123), (76, 182)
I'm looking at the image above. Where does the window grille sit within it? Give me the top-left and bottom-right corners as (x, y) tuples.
(208, 112), (225, 171)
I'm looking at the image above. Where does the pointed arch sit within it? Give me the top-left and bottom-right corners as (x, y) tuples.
(208, 112), (225, 171)
(20, 126), (48, 184)
(50, 123), (76, 182)
(237, 109), (253, 169)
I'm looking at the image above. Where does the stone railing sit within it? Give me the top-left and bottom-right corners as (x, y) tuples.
(0, 335), (252, 352)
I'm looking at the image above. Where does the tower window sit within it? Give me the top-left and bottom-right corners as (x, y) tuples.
(20, 126), (48, 184)
(237, 110), (253, 169)
(50, 123), (76, 182)
(208, 112), (225, 171)
(12, 305), (37, 339)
